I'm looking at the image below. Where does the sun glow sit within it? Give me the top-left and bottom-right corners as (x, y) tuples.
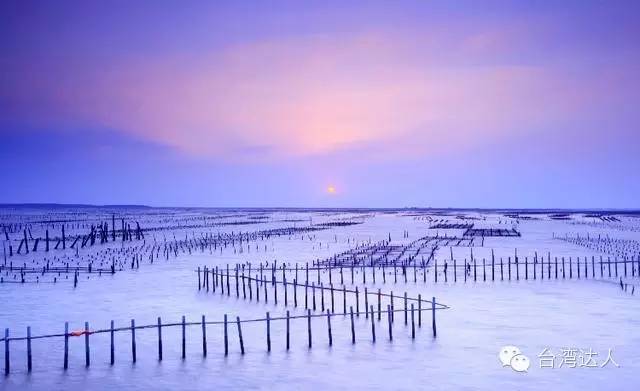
(326, 185), (336, 194)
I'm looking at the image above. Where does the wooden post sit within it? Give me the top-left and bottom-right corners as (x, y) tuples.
(202, 315), (207, 357)
(235, 266), (239, 297)
(23, 230), (28, 254)
(286, 311), (290, 351)
(584, 256), (588, 278)
(330, 284), (335, 313)
(226, 264), (230, 295)
(454, 259), (457, 282)
(378, 289), (382, 321)
(266, 312), (271, 352)
(434, 261), (437, 283)
(101, 320), (111, 366)
(273, 278), (278, 305)
(326, 310), (333, 346)
(4, 328), (9, 376)
(307, 309), (312, 349)
(487, 259), (490, 282)
(64, 322), (69, 370)
(224, 314), (228, 356)
(387, 305), (393, 341)
(390, 291), (394, 323)
(131, 319), (137, 363)
(237, 317), (244, 354)
(85, 321), (90, 367)
(343, 285), (347, 315)
(418, 294), (422, 327)
(350, 306), (355, 344)
(243, 274), (253, 301)
(577, 257), (580, 279)
(157, 317), (162, 361)
(569, 257), (573, 279)
(492, 258), (495, 281)
(304, 280), (308, 309)
(26, 326), (32, 372)
(464, 260), (467, 282)
(402, 291), (408, 325)
(284, 277), (288, 306)
(181, 316), (186, 359)
(370, 305), (376, 343)
(264, 277), (268, 303)
(432, 297), (437, 338)
(312, 282), (316, 311)
(364, 287), (369, 319)
(411, 304), (415, 339)
(221, 268), (225, 295)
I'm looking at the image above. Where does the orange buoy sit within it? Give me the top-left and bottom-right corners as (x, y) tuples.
(69, 330), (92, 336)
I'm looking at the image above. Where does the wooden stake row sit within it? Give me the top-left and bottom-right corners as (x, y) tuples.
(2, 302), (441, 375)
(197, 266), (447, 317)
(432, 254), (639, 283)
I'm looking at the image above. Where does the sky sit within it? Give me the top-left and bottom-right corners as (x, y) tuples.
(1, 1), (639, 208)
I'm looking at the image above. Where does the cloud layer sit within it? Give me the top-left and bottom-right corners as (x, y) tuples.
(1, 1), (638, 206)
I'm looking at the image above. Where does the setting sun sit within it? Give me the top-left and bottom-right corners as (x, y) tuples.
(327, 185), (336, 194)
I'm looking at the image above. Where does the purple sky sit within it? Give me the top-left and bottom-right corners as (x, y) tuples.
(1, 1), (639, 208)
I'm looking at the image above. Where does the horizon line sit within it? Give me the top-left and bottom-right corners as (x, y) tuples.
(0, 203), (639, 214)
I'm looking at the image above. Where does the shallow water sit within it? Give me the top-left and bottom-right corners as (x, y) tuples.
(1, 210), (639, 390)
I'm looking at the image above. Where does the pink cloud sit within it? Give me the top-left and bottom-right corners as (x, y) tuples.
(2, 29), (636, 162)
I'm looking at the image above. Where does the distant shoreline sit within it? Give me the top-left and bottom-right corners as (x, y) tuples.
(0, 203), (638, 215)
